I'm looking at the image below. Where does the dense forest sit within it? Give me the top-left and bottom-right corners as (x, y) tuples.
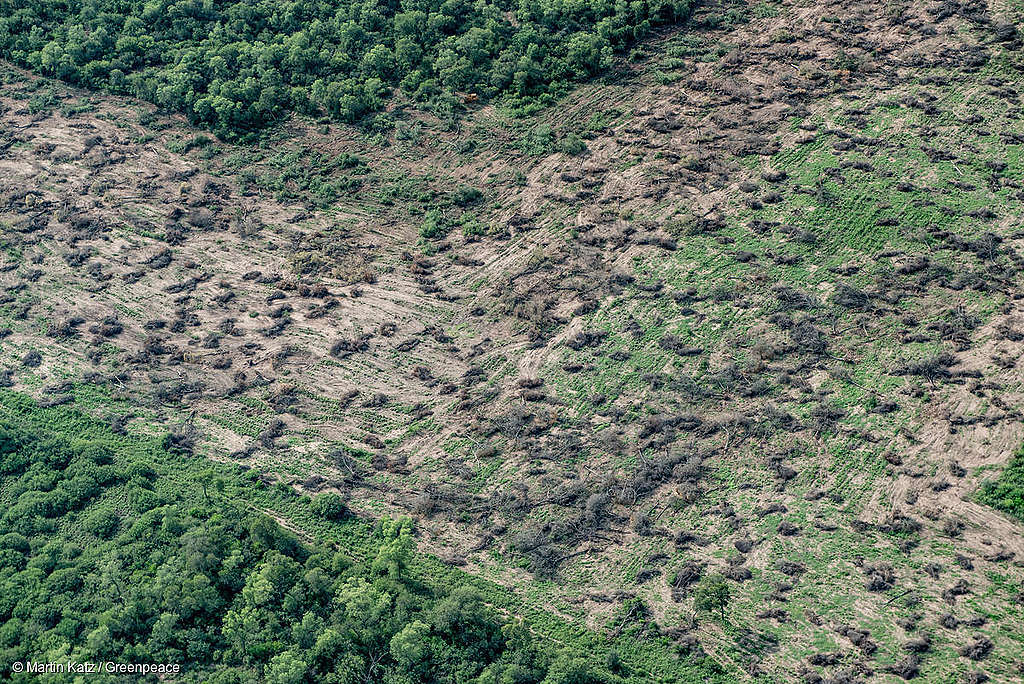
(0, 0), (693, 135)
(0, 416), (620, 682)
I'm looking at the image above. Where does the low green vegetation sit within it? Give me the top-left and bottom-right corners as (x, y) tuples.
(979, 445), (1024, 520)
(0, 0), (694, 136)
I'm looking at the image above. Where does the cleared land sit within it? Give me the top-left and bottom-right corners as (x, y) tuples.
(3, 0), (1024, 681)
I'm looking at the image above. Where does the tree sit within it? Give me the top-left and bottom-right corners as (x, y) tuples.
(371, 517), (414, 581)
(197, 467), (222, 502)
(430, 587), (501, 660)
(389, 620), (431, 672)
(265, 649), (307, 684)
(564, 33), (610, 78)
(694, 573), (731, 621)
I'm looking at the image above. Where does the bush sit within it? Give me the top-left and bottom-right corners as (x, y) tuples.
(451, 186), (483, 207)
(310, 493), (347, 520)
(559, 133), (587, 156)
(420, 209), (449, 240)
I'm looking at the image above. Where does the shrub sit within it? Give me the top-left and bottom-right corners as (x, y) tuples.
(559, 133), (587, 156)
(310, 493), (348, 520)
(451, 186), (483, 207)
(420, 209), (449, 240)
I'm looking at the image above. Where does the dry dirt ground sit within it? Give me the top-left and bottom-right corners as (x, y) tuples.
(3, 0), (1024, 680)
